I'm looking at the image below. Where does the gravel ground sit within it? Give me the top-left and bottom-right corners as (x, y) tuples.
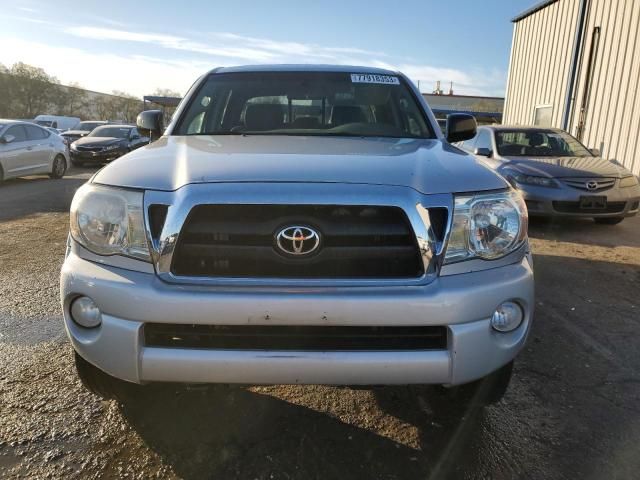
(1, 169), (639, 479)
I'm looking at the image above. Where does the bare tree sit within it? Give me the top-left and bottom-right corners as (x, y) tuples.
(0, 64), (10, 117)
(110, 90), (143, 123)
(151, 88), (181, 98)
(55, 82), (90, 117)
(8, 62), (61, 118)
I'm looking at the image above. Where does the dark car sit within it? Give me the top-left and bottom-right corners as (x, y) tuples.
(458, 126), (640, 224)
(61, 121), (109, 145)
(69, 125), (149, 166)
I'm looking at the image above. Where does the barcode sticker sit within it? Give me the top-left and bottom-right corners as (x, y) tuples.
(350, 73), (400, 85)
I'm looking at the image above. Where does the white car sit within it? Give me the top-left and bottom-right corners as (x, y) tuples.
(34, 115), (81, 132)
(0, 119), (69, 182)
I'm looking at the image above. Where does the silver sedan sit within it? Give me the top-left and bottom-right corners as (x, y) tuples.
(0, 119), (69, 182)
(459, 126), (640, 225)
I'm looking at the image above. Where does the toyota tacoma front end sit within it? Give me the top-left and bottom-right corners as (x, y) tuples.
(61, 65), (534, 405)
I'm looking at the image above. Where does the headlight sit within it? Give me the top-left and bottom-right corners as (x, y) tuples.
(70, 184), (150, 261)
(620, 175), (639, 188)
(502, 169), (558, 188)
(444, 190), (528, 263)
(70, 143), (77, 151)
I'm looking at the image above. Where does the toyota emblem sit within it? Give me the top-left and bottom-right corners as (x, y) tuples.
(586, 181), (599, 190)
(275, 226), (320, 256)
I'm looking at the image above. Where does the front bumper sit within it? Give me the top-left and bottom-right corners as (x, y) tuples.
(61, 251), (534, 386)
(518, 183), (640, 218)
(70, 149), (125, 163)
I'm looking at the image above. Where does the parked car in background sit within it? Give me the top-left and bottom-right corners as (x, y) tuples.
(69, 124), (149, 166)
(0, 119), (68, 182)
(62, 65), (533, 408)
(458, 126), (640, 224)
(34, 115), (81, 131)
(46, 127), (64, 136)
(60, 120), (109, 145)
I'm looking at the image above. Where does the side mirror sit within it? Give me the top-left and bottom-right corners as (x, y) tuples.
(0, 134), (15, 144)
(136, 110), (163, 140)
(474, 147), (493, 157)
(446, 113), (477, 143)
(590, 148), (601, 156)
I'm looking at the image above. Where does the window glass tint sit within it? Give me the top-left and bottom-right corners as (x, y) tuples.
(25, 124), (48, 140)
(88, 126), (131, 138)
(495, 129), (592, 157)
(175, 72), (434, 139)
(5, 125), (28, 142)
(75, 122), (105, 131)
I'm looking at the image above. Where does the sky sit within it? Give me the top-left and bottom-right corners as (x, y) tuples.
(0, 0), (538, 98)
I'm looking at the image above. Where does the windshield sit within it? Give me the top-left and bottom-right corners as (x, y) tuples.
(88, 126), (131, 138)
(174, 71), (434, 139)
(75, 122), (104, 131)
(36, 120), (53, 127)
(496, 129), (592, 157)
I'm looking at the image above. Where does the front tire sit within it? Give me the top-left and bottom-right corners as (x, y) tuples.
(49, 154), (66, 179)
(594, 217), (624, 225)
(74, 351), (135, 401)
(441, 360), (514, 408)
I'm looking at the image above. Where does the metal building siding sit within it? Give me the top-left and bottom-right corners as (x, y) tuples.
(505, 0), (640, 175)
(571, 0), (640, 174)
(503, 0), (580, 126)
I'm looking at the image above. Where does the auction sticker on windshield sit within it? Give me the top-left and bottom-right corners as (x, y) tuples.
(350, 73), (400, 85)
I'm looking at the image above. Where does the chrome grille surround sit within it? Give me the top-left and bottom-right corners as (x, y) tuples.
(562, 177), (617, 192)
(143, 183), (453, 287)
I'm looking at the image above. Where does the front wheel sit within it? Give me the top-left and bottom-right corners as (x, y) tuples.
(74, 351), (138, 401)
(440, 361), (514, 408)
(594, 217), (624, 225)
(49, 154), (67, 179)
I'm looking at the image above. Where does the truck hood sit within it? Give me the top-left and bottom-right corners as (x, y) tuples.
(93, 135), (507, 194)
(501, 156), (629, 178)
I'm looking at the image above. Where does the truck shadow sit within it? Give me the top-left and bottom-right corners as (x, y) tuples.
(118, 384), (486, 479)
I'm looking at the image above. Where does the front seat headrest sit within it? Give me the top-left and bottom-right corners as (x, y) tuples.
(331, 105), (367, 126)
(528, 132), (544, 147)
(244, 104), (285, 131)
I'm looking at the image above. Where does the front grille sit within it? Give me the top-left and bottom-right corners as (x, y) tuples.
(170, 205), (425, 279)
(75, 145), (104, 152)
(562, 178), (616, 192)
(553, 201), (626, 214)
(144, 324), (448, 351)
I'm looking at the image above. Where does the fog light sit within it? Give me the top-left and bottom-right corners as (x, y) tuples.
(491, 301), (523, 332)
(70, 296), (102, 328)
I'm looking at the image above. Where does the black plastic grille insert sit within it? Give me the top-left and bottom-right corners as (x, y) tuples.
(171, 205), (424, 278)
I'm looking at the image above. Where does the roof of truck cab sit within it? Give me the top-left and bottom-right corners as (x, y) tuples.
(211, 64), (399, 75)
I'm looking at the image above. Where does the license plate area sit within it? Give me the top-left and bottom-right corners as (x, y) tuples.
(580, 196), (607, 209)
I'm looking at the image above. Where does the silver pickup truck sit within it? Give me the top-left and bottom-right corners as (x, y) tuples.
(61, 65), (533, 406)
